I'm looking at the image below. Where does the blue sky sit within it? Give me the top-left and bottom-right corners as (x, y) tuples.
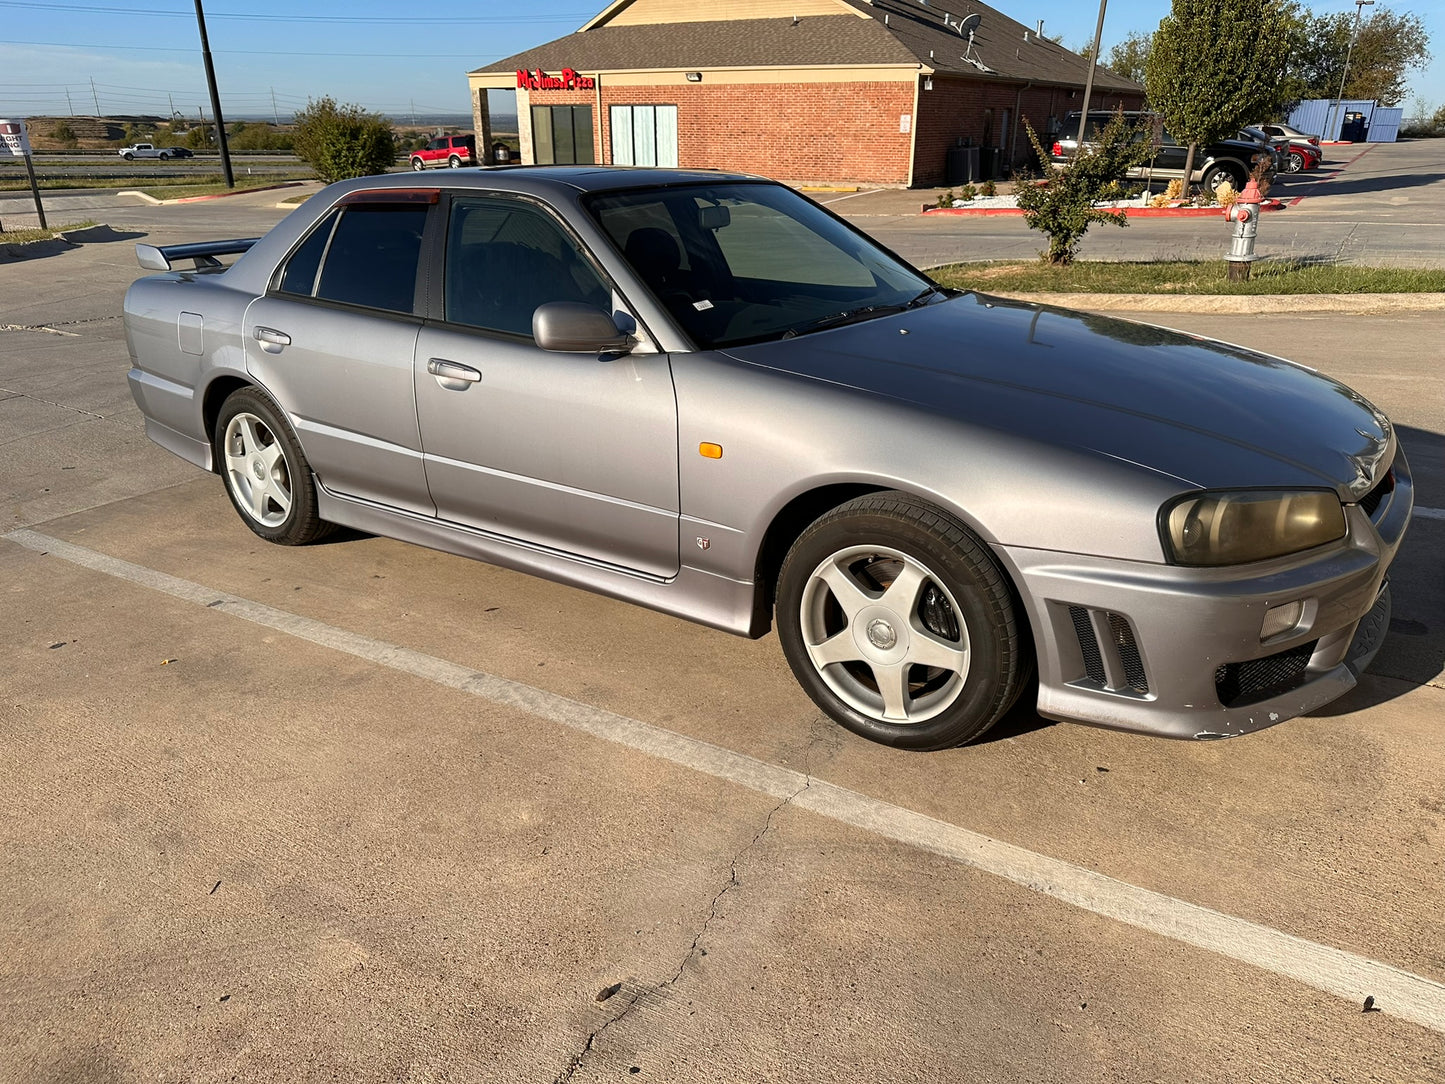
(1, 0), (1441, 123)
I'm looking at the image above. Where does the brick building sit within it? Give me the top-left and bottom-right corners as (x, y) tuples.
(467, 0), (1143, 187)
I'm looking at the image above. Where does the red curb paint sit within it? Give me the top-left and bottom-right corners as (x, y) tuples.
(922, 201), (1287, 218)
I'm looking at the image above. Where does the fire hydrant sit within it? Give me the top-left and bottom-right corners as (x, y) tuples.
(1224, 177), (1263, 281)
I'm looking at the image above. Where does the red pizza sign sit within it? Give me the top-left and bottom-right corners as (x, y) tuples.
(516, 68), (596, 91)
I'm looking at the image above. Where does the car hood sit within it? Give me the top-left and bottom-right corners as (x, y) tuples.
(719, 293), (1392, 497)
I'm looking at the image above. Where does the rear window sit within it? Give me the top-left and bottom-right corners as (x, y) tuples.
(276, 203), (427, 314)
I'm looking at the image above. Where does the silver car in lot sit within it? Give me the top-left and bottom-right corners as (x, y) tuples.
(123, 167), (1411, 750)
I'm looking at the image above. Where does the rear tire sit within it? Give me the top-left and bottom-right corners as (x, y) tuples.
(448, 154), (461, 168)
(1199, 165), (1241, 192)
(776, 493), (1029, 751)
(214, 388), (332, 546)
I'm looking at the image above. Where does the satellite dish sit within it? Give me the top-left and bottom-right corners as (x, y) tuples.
(959, 12), (981, 40)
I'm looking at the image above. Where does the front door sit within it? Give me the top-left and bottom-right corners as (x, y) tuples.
(414, 194), (679, 577)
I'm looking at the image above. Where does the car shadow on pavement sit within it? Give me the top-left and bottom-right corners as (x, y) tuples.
(1288, 171), (1445, 199)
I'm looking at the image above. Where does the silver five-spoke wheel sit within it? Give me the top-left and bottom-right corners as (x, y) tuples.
(214, 387), (332, 546)
(777, 492), (1028, 750)
(800, 545), (970, 724)
(223, 412), (293, 528)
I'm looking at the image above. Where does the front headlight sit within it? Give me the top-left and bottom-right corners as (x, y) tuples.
(1161, 489), (1346, 566)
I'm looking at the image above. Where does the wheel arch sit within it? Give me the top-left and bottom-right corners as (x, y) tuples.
(749, 482), (1028, 641)
(200, 374), (260, 471)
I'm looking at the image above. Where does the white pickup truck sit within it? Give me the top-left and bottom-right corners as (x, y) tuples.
(118, 143), (192, 160)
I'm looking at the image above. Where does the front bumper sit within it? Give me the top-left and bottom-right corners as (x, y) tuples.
(998, 453), (1413, 740)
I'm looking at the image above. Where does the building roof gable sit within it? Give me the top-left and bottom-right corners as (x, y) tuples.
(474, 0), (1142, 94)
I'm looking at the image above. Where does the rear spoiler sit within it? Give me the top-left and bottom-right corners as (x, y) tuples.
(135, 237), (260, 272)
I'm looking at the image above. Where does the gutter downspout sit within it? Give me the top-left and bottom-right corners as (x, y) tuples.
(596, 72), (605, 164)
(1010, 81), (1033, 170)
(906, 66), (924, 188)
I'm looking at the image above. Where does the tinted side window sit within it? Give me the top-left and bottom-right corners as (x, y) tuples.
(309, 204), (427, 313)
(444, 197), (609, 337)
(278, 210), (338, 296)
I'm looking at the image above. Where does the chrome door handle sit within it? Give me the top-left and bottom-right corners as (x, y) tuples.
(427, 358), (482, 388)
(254, 326), (291, 353)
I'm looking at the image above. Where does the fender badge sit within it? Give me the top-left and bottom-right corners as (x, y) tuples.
(696, 537), (711, 550)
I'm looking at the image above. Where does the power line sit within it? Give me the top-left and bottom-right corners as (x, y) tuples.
(2, 38), (496, 57)
(0, 1), (589, 23)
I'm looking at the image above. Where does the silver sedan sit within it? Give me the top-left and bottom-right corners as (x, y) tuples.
(123, 167), (1411, 749)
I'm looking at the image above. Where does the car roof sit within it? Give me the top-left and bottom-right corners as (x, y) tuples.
(328, 164), (767, 199)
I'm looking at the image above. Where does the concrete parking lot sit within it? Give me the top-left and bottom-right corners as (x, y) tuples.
(2, 144), (1444, 1082)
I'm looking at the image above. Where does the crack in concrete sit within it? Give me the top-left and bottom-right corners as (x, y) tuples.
(551, 728), (830, 1084)
(0, 389), (106, 421)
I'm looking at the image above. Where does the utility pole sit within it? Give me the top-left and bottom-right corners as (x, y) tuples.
(1072, 0), (1109, 158)
(168, 92), (176, 118)
(193, 0), (235, 187)
(271, 87), (280, 126)
(90, 76), (99, 115)
(1329, 0), (1375, 141)
(64, 88), (74, 116)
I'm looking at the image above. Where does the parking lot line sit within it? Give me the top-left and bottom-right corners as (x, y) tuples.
(10, 524), (1445, 1036)
(1414, 506), (1445, 521)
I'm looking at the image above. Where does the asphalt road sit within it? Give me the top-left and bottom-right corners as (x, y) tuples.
(2, 147), (1444, 1082)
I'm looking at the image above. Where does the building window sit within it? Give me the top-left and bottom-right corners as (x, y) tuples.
(610, 105), (678, 168)
(532, 105), (595, 165)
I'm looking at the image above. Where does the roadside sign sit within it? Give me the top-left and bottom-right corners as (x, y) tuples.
(0, 118), (48, 230)
(0, 118), (33, 157)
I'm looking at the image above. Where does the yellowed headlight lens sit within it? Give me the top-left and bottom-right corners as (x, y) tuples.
(1164, 490), (1346, 566)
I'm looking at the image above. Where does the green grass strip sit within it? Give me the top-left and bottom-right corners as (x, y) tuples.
(931, 259), (1445, 295)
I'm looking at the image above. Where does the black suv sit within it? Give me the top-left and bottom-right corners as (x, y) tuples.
(1049, 111), (1275, 190)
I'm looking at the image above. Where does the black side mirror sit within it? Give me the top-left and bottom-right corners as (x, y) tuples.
(532, 302), (635, 354)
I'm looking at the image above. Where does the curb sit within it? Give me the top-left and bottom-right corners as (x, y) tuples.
(993, 291), (1445, 315)
(118, 181), (307, 206)
(923, 200), (1287, 218)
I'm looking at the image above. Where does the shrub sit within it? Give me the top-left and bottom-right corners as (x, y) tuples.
(936, 189), (955, 208)
(1015, 112), (1154, 264)
(957, 183), (977, 202)
(981, 179), (997, 197)
(292, 96), (396, 183)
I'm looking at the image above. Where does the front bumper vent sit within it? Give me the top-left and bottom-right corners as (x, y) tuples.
(1068, 606), (1150, 695)
(1214, 640), (1318, 708)
(1357, 467), (1396, 520)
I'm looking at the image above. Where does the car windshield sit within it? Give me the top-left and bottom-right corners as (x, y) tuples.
(585, 182), (934, 348)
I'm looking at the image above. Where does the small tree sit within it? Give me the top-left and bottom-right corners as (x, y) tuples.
(1146, 0), (1307, 191)
(1105, 31), (1152, 85)
(291, 96), (396, 183)
(1015, 112), (1153, 265)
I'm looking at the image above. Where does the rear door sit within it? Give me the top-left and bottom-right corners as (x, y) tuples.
(413, 192), (680, 577)
(243, 189), (436, 514)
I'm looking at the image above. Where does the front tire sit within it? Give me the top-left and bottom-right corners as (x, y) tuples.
(776, 493), (1029, 751)
(410, 157), (425, 171)
(214, 388), (332, 546)
(123, 152), (134, 160)
(1286, 151), (1304, 173)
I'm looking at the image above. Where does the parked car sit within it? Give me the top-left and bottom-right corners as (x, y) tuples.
(1238, 127), (1288, 173)
(1237, 127), (1322, 174)
(410, 134), (476, 170)
(122, 167), (1410, 750)
(1051, 111), (1275, 191)
(118, 143), (189, 160)
(1255, 122), (1321, 147)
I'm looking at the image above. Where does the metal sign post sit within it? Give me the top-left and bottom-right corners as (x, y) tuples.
(0, 118), (48, 231)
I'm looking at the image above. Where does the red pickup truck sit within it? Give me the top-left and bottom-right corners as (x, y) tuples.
(409, 134), (476, 170)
